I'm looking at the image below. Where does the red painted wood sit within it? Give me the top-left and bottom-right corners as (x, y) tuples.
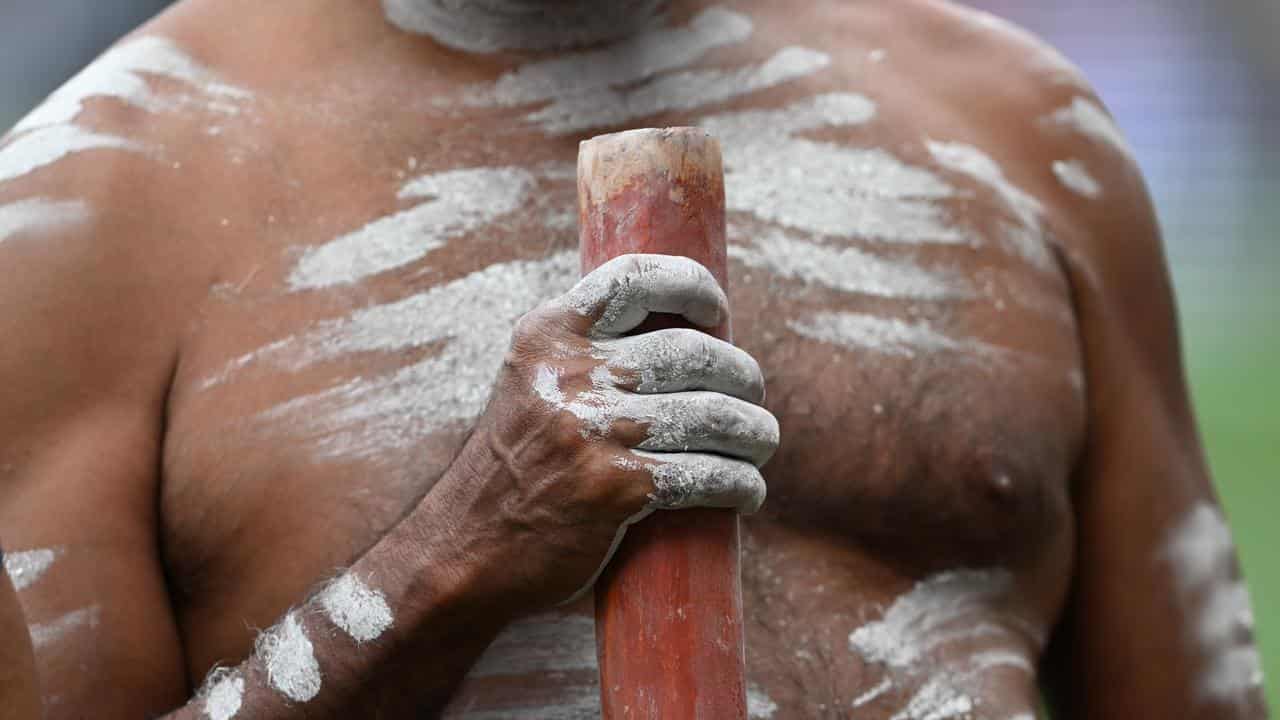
(578, 128), (747, 720)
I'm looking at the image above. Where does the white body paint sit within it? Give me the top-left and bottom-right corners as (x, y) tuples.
(287, 166), (536, 290)
(452, 8), (827, 135)
(3, 547), (60, 591)
(29, 606), (99, 649)
(464, 7), (753, 108)
(382, 0), (664, 54)
(888, 678), (973, 720)
(529, 46), (830, 135)
(1051, 159), (1102, 199)
(1045, 97), (1135, 160)
(926, 140), (1054, 271)
(0, 125), (143, 186)
(251, 253), (578, 459)
(746, 684), (779, 719)
(202, 669), (245, 720)
(1164, 503), (1264, 704)
(318, 573), (394, 643)
(701, 94), (964, 244)
(0, 35), (250, 186)
(0, 199), (90, 244)
(851, 677), (893, 708)
(849, 569), (1041, 720)
(12, 36), (249, 136)
(730, 229), (970, 301)
(257, 612), (322, 703)
(789, 311), (1006, 361)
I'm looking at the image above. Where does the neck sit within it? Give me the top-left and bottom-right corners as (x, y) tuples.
(380, 0), (669, 53)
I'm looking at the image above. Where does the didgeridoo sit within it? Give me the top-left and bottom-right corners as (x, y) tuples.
(578, 128), (747, 720)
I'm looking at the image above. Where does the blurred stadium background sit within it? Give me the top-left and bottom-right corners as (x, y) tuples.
(2, 0), (1275, 708)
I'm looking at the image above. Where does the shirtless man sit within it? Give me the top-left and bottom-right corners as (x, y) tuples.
(0, 0), (1267, 718)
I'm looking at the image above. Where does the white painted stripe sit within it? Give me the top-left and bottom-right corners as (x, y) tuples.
(747, 684), (779, 718)
(927, 139), (1053, 270)
(287, 166), (536, 290)
(464, 7), (753, 107)
(256, 253), (578, 459)
(0, 125), (143, 186)
(789, 312), (1006, 360)
(851, 677), (893, 708)
(3, 547), (60, 591)
(0, 199), (90, 244)
(848, 570), (1016, 669)
(258, 612), (322, 703)
(1052, 159), (1102, 199)
(29, 606), (99, 649)
(1045, 97), (1134, 160)
(202, 669), (245, 720)
(12, 36), (250, 136)
(529, 46), (830, 135)
(729, 230), (969, 300)
(318, 573), (394, 643)
(701, 94), (964, 245)
(1164, 503), (1265, 703)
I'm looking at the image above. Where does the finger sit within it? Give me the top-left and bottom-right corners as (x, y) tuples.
(618, 392), (779, 466)
(620, 450), (767, 514)
(564, 254), (727, 336)
(596, 328), (765, 403)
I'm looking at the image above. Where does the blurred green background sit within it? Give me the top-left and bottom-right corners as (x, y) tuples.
(2, 0), (1276, 709)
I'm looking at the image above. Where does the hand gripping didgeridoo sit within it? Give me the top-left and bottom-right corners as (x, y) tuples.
(578, 127), (748, 720)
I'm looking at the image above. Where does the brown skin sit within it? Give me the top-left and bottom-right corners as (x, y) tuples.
(0, 0), (1266, 717)
(0, 551), (40, 720)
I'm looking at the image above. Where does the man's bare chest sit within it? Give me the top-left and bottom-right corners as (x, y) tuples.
(152, 23), (1088, 670)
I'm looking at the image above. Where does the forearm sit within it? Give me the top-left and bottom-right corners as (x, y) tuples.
(0, 547), (42, 720)
(166, 464), (519, 719)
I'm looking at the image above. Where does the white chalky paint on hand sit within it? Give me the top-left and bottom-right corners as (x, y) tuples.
(701, 94), (966, 245)
(789, 311), (1007, 361)
(1164, 502), (1265, 703)
(747, 684), (779, 718)
(468, 612), (597, 678)
(0, 125), (143, 185)
(29, 606), (100, 649)
(11, 36), (250, 135)
(1044, 97), (1135, 160)
(529, 46), (831, 135)
(1051, 159), (1102, 199)
(382, 0), (665, 54)
(317, 573), (393, 643)
(851, 677), (893, 708)
(535, 364), (776, 465)
(463, 7), (752, 107)
(254, 254), (579, 459)
(729, 229), (970, 300)
(926, 140), (1053, 271)
(202, 669), (245, 720)
(888, 678), (974, 720)
(287, 166), (535, 290)
(257, 612), (322, 703)
(3, 547), (61, 591)
(0, 199), (90, 244)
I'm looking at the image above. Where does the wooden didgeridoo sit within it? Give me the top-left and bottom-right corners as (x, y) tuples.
(579, 127), (747, 720)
